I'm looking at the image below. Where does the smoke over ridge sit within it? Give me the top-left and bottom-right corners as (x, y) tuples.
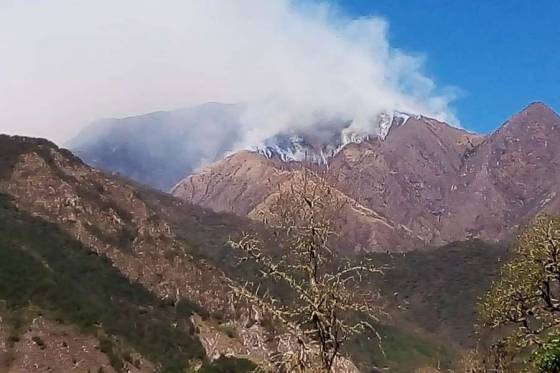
(0, 0), (458, 146)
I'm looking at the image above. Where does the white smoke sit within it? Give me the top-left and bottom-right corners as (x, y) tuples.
(0, 0), (458, 146)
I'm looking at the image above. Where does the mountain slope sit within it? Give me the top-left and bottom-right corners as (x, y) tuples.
(172, 150), (423, 252)
(371, 240), (508, 347)
(0, 134), (273, 371)
(173, 114), (482, 251)
(0, 194), (204, 372)
(327, 116), (483, 244)
(173, 103), (560, 251)
(70, 103), (245, 190)
(442, 102), (560, 241)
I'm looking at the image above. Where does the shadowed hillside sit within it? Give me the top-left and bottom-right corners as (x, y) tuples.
(371, 240), (509, 346)
(0, 193), (256, 372)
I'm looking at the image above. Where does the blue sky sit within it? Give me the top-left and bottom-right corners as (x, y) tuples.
(338, 0), (560, 133)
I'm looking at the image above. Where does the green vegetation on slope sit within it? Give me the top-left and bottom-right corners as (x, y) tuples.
(371, 240), (509, 346)
(0, 193), (251, 372)
(477, 216), (560, 371)
(345, 323), (455, 373)
(198, 356), (257, 373)
(327, 240), (508, 372)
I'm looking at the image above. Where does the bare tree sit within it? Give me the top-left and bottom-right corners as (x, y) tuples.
(227, 169), (384, 372)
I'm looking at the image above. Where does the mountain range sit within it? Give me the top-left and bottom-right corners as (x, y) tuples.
(2, 100), (557, 371)
(0, 133), (506, 372)
(71, 105), (411, 191)
(170, 102), (560, 252)
(74, 101), (560, 253)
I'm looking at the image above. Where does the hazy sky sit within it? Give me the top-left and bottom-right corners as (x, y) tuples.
(0, 0), (460, 145)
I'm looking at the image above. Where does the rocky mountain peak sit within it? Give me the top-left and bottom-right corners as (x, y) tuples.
(500, 101), (560, 131)
(522, 101), (557, 116)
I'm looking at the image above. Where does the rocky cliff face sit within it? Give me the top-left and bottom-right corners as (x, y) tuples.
(173, 102), (560, 252)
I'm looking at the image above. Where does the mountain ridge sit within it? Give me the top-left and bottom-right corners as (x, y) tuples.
(71, 104), (458, 191)
(172, 102), (560, 252)
(70, 103), (246, 190)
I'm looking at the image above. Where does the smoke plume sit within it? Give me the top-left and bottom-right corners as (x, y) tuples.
(0, 0), (458, 145)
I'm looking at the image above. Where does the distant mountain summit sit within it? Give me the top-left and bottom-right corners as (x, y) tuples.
(503, 101), (559, 128)
(253, 111), (412, 164)
(439, 101), (560, 241)
(71, 104), (417, 190)
(70, 103), (245, 190)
